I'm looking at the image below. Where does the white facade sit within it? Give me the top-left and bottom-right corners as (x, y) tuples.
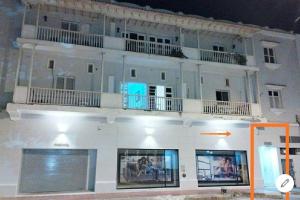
(0, 0), (300, 197)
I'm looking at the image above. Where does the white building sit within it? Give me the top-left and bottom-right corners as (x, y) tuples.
(0, 0), (300, 196)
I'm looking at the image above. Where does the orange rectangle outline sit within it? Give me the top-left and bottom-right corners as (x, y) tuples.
(250, 123), (290, 200)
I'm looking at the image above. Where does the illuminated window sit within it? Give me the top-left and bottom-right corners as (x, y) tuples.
(196, 150), (249, 187)
(117, 149), (179, 189)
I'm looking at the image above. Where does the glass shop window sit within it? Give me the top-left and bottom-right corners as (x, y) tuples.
(117, 149), (179, 189)
(196, 150), (250, 187)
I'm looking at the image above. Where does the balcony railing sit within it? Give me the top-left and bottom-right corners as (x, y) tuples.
(125, 39), (182, 57)
(202, 100), (251, 116)
(123, 94), (183, 112)
(28, 87), (101, 107)
(199, 49), (247, 65)
(37, 26), (103, 48)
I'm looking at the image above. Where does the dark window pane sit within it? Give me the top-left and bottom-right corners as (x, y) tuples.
(274, 91), (279, 96)
(70, 23), (78, 31)
(66, 78), (75, 90)
(61, 22), (69, 30)
(130, 33), (138, 40)
(270, 57), (275, 63)
(56, 77), (64, 89)
(264, 48), (268, 55)
(88, 64), (93, 73)
(219, 46), (225, 52)
(213, 45), (218, 51)
(216, 91), (222, 101)
(138, 35), (144, 40)
(269, 48), (274, 56)
(222, 92), (229, 101)
(264, 56), (270, 63)
(268, 91), (272, 96)
(165, 39), (171, 44)
(157, 38), (163, 43)
(149, 37), (156, 42)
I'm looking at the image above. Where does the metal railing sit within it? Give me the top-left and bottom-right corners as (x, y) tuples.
(37, 26), (103, 48)
(125, 39), (182, 57)
(202, 100), (251, 116)
(123, 94), (183, 112)
(199, 49), (247, 65)
(28, 87), (101, 107)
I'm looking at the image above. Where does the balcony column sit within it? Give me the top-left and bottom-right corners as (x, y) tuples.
(245, 70), (253, 103)
(35, 4), (40, 38)
(197, 30), (200, 60)
(180, 62), (184, 98)
(100, 52), (105, 93)
(103, 15), (106, 36)
(124, 18), (127, 37)
(179, 27), (183, 47)
(255, 71), (261, 104)
(14, 47), (23, 87)
(27, 45), (36, 102)
(197, 64), (203, 100)
(122, 55), (126, 93)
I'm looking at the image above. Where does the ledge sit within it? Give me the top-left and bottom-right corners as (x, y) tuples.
(265, 63), (281, 70)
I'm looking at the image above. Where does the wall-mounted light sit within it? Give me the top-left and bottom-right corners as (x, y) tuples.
(145, 127), (155, 135)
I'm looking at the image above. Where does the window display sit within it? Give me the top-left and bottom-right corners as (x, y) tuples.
(117, 149), (179, 189)
(196, 150), (249, 186)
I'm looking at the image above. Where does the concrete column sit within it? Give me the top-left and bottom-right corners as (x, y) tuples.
(197, 64), (203, 100)
(124, 18), (127, 37)
(14, 47), (23, 87)
(255, 71), (261, 104)
(27, 45), (36, 102)
(100, 52), (105, 93)
(22, 4), (27, 30)
(122, 55), (126, 93)
(35, 4), (40, 37)
(245, 70), (253, 103)
(180, 62), (183, 98)
(103, 15), (106, 36)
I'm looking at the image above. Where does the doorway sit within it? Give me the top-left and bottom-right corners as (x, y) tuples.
(258, 146), (280, 188)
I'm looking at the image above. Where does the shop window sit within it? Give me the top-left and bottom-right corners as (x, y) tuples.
(268, 90), (283, 108)
(117, 149), (179, 189)
(196, 150), (250, 187)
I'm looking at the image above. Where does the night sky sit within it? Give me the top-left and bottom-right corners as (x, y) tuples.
(117, 0), (300, 33)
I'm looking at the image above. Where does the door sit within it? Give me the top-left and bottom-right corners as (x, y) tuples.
(149, 85), (156, 110)
(19, 149), (97, 193)
(258, 146), (280, 188)
(165, 87), (173, 111)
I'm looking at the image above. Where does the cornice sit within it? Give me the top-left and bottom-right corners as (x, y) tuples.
(23, 0), (261, 37)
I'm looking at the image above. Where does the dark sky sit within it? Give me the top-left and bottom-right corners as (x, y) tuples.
(117, 0), (300, 33)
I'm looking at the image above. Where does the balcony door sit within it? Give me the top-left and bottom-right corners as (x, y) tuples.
(149, 85), (172, 111)
(123, 32), (145, 53)
(149, 36), (171, 55)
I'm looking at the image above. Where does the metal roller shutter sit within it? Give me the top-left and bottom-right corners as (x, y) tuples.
(19, 149), (96, 194)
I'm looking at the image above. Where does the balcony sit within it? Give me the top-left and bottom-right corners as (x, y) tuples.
(37, 26), (103, 48)
(125, 39), (183, 58)
(199, 49), (246, 65)
(122, 94), (183, 112)
(28, 87), (101, 107)
(202, 100), (251, 116)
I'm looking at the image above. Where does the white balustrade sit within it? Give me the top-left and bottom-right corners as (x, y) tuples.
(199, 49), (246, 65)
(125, 39), (182, 57)
(123, 94), (183, 112)
(37, 26), (103, 48)
(202, 100), (251, 116)
(28, 87), (101, 107)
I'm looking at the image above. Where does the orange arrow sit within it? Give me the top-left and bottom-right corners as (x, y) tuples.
(200, 131), (231, 137)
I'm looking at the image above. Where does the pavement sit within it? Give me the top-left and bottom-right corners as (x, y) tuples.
(1, 188), (300, 200)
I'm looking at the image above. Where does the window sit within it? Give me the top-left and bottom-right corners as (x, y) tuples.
(213, 45), (225, 52)
(280, 136), (300, 143)
(117, 149), (179, 189)
(130, 69), (136, 78)
(264, 47), (276, 64)
(216, 90), (229, 101)
(61, 21), (79, 31)
(225, 78), (230, 87)
(196, 150), (250, 187)
(56, 76), (75, 90)
(161, 72), (166, 81)
(268, 90), (283, 108)
(87, 64), (94, 74)
(48, 59), (54, 69)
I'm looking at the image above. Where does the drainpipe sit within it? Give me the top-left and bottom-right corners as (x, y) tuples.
(103, 15), (106, 36)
